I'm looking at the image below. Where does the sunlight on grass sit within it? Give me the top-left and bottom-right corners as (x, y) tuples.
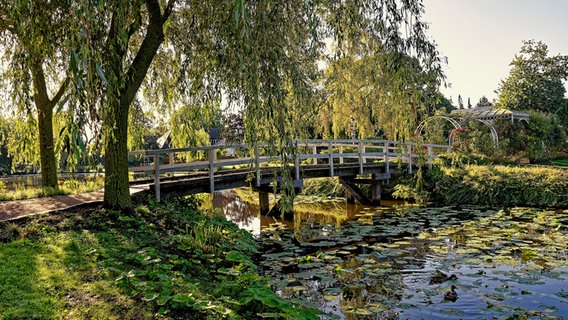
(0, 240), (57, 319)
(0, 231), (151, 320)
(0, 177), (104, 202)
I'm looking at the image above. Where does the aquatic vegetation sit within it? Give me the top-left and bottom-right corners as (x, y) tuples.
(253, 205), (568, 319)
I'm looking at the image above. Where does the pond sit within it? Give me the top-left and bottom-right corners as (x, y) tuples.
(212, 189), (568, 319)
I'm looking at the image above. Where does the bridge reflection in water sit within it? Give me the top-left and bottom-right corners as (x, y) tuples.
(211, 189), (405, 236)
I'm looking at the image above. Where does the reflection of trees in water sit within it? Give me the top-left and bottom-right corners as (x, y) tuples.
(212, 190), (258, 226)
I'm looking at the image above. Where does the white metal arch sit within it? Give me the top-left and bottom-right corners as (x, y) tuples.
(416, 116), (499, 147)
(415, 116), (462, 146)
(475, 119), (499, 147)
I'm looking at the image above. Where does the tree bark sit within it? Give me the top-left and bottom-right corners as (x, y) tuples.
(31, 60), (61, 188)
(103, 98), (131, 209)
(37, 104), (58, 187)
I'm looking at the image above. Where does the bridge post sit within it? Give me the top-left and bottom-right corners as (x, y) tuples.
(255, 145), (260, 187)
(208, 148), (215, 193)
(384, 142), (390, 175)
(328, 141), (334, 177)
(358, 141), (364, 174)
(339, 145), (344, 164)
(428, 145), (433, 169)
(371, 174), (381, 202)
(295, 155), (300, 180)
(312, 145), (318, 165)
(154, 153), (160, 202)
(407, 144), (413, 174)
(259, 191), (270, 215)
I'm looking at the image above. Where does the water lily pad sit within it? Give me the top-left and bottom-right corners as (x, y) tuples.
(538, 305), (559, 313)
(324, 294), (339, 301)
(440, 308), (464, 316)
(485, 293), (505, 301)
(555, 291), (568, 300)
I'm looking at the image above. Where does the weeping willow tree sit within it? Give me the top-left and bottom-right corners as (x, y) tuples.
(0, 0), (77, 187)
(66, 0), (445, 210)
(321, 42), (444, 141)
(169, 101), (223, 161)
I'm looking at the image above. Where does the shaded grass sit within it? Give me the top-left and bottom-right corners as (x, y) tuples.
(552, 159), (568, 167)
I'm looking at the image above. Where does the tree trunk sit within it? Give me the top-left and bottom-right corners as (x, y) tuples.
(103, 98), (132, 209)
(101, 0), (172, 209)
(31, 59), (62, 188)
(37, 105), (58, 188)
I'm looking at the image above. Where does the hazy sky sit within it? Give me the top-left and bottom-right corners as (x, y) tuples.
(422, 0), (568, 105)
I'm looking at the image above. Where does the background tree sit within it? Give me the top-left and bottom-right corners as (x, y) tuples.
(431, 93), (455, 114)
(320, 47), (443, 140)
(476, 96), (493, 108)
(497, 40), (568, 116)
(0, 0), (73, 187)
(523, 112), (566, 162)
(0, 114), (13, 174)
(221, 112), (245, 145)
(5, 116), (39, 173)
(128, 100), (161, 151)
(457, 95), (464, 109)
(168, 101), (223, 160)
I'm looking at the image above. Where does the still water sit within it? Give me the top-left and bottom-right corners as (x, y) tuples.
(213, 189), (568, 319)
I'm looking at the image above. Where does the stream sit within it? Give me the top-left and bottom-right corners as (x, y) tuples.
(212, 189), (568, 319)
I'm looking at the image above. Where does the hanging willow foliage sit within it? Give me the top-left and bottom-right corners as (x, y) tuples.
(56, 0), (444, 209)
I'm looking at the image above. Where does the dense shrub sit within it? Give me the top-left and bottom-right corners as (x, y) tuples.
(428, 165), (568, 207)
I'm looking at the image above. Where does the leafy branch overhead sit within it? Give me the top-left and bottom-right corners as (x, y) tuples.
(1, 0), (445, 209)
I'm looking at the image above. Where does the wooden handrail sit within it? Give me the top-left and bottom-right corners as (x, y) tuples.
(128, 139), (453, 202)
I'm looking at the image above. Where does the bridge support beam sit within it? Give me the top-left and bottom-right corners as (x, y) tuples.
(254, 179), (303, 219)
(371, 178), (381, 202)
(259, 191), (270, 215)
(340, 172), (390, 206)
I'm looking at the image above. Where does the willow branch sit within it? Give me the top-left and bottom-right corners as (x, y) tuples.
(50, 77), (70, 110)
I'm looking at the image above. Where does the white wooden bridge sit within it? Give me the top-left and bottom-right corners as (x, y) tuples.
(128, 139), (452, 207)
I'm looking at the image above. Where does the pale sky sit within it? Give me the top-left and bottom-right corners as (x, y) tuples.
(422, 0), (568, 106)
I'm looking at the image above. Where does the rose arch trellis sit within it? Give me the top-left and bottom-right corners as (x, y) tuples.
(415, 115), (499, 147)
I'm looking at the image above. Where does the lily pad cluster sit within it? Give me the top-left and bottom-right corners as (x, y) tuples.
(253, 205), (568, 319)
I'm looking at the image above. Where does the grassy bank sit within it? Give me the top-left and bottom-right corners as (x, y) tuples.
(0, 197), (322, 319)
(425, 165), (568, 207)
(0, 177), (104, 202)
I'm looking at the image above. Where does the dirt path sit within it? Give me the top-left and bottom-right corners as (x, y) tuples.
(0, 191), (105, 222)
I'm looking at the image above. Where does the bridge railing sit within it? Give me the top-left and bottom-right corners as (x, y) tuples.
(128, 139), (452, 201)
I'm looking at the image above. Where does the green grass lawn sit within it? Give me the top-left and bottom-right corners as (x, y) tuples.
(0, 198), (321, 320)
(0, 229), (153, 320)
